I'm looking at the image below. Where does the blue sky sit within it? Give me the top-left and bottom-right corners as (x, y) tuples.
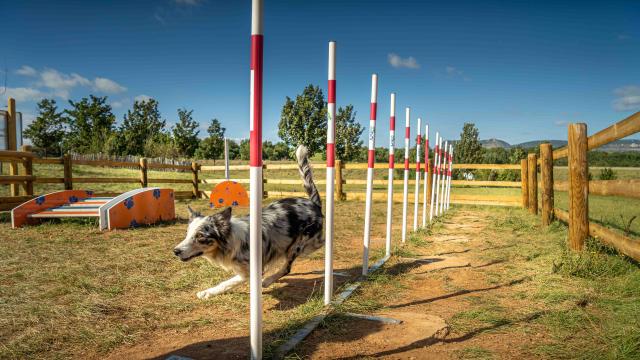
(2, 0), (639, 145)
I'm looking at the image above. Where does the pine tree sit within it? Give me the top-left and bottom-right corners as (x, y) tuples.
(23, 99), (66, 156)
(195, 118), (225, 160)
(334, 105), (364, 161)
(278, 85), (327, 157)
(116, 98), (166, 156)
(64, 95), (116, 154)
(172, 108), (200, 157)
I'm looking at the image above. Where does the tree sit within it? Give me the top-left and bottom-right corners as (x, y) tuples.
(23, 99), (66, 156)
(263, 141), (291, 160)
(278, 85), (327, 157)
(116, 98), (166, 156)
(64, 95), (116, 153)
(454, 123), (483, 164)
(195, 118), (225, 160)
(239, 139), (251, 160)
(335, 105), (364, 161)
(172, 108), (200, 157)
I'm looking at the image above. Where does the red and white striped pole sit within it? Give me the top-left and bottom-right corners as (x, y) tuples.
(422, 124), (429, 227)
(439, 140), (449, 215)
(429, 132), (440, 222)
(362, 74), (378, 275)
(412, 117), (422, 231)
(249, 0), (263, 357)
(324, 41), (336, 305)
(446, 144), (453, 210)
(385, 93), (396, 258)
(401, 107), (410, 242)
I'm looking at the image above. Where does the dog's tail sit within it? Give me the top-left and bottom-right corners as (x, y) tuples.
(295, 145), (321, 207)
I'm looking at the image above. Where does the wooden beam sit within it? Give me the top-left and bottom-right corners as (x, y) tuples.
(527, 153), (538, 215)
(568, 123), (589, 251)
(520, 159), (528, 209)
(540, 143), (554, 226)
(587, 111), (640, 151)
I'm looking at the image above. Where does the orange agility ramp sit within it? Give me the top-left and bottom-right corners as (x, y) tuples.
(11, 188), (175, 230)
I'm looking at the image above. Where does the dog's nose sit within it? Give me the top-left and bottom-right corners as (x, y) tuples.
(173, 248), (182, 256)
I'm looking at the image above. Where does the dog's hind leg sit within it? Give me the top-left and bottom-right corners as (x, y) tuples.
(262, 239), (306, 288)
(197, 275), (245, 299)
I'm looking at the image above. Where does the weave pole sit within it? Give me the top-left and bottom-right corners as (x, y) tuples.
(412, 117), (422, 231)
(324, 41), (336, 305)
(439, 141), (449, 215)
(385, 93), (396, 258)
(362, 74), (378, 275)
(401, 107), (410, 242)
(429, 132), (440, 222)
(446, 145), (453, 211)
(421, 124), (429, 227)
(434, 136), (444, 217)
(249, 0), (263, 357)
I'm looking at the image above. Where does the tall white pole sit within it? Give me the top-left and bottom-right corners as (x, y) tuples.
(385, 93), (396, 258)
(249, 0), (263, 357)
(429, 133), (440, 222)
(324, 41), (336, 305)
(434, 137), (443, 217)
(422, 124), (429, 227)
(412, 117), (422, 231)
(401, 107), (410, 242)
(362, 74), (378, 275)
(446, 145), (453, 210)
(439, 141), (449, 215)
(224, 138), (230, 180)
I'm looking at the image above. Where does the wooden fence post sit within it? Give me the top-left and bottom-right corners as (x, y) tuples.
(335, 159), (344, 201)
(540, 143), (554, 226)
(527, 153), (538, 215)
(139, 158), (148, 188)
(568, 123), (589, 251)
(262, 164), (268, 199)
(8, 97), (19, 196)
(21, 145), (34, 196)
(63, 154), (73, 190)
(520, 159), (528, 209)
(191, 161), (199, 199)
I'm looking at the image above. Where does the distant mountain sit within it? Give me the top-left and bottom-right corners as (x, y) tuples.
(477, 139), (640, 152)
(480, 138), (511, 149)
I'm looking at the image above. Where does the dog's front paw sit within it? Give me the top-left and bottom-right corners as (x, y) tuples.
(262, 278), (274, 288)
(197, 290), (213, 299)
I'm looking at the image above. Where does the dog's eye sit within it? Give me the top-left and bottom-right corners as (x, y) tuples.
(196, 236), (211, 244)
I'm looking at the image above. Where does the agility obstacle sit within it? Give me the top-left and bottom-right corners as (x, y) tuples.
(362, 74), (378, 275)
(385, 93), (396, 258)
(11, 188), (175, 230)
(245, 1), (456, 356)
(325, 40), (337, 305)
(249, 0), (264, 357)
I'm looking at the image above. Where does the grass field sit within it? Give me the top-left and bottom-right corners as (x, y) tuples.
(1, 199), (638, 358)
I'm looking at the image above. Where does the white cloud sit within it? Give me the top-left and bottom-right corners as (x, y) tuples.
(94, 77), (127, 93)
(39, 68), (91, 99)
(612, 85), (640, 111)
(134, 94), (153, 103)
(445, 66), (471, 81)
(110, 99), (127, 109)
(387, 53), (420, 69)
(2, 87), (44, 102)
(554, 120), (567, 127)
(16, 65), (37, 77)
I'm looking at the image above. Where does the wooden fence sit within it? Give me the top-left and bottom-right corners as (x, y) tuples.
(0, 146), (525, 211)
(525, 111), (640, 261)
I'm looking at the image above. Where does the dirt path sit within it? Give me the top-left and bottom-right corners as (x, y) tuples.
(293, 209), (546, 359)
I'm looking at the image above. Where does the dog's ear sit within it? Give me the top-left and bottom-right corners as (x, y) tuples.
(187, 205), (201, 221)
(218, 206), (232, 222)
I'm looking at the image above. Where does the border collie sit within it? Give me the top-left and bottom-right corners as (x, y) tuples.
(173, 145), (324, 299)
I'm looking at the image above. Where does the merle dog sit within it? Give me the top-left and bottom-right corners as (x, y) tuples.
(173, 145), (324, 299)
